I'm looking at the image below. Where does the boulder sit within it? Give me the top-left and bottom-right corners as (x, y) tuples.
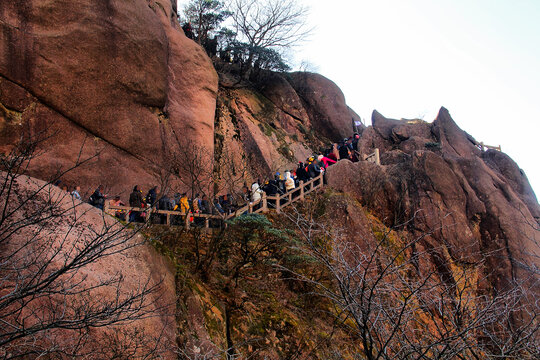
(371, 110), (402, 140)
(287, 72), (353, 140)
(432, 107), (482, 159)
(252, 70), (310, 129)
(482, 149), (540, 219)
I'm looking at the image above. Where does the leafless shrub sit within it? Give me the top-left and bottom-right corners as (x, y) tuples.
(0, 134), (170, 358)
(281, 198), (540, 359)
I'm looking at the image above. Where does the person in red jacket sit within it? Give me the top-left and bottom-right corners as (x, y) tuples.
(318, 155), (337, 169)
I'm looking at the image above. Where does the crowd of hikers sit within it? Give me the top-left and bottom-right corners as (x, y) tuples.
(58, 133), (363, 224)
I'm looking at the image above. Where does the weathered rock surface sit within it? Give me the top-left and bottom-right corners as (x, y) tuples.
(0, 0), (217, 196)
(1, 173), (176, 358)
(212, 69), (363, 190)
(327, 107), (540, 292)
(287, 72), (354, 140)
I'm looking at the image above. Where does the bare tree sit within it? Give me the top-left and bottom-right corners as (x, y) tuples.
(0, 134), (170, 358)
(282, 198), (540, 359)
(229, 0), (312, 67)
(168, 137), (250, 214)
(170, 139), (215, 198)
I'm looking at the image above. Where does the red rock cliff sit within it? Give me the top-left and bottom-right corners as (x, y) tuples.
(0, 0), (218, 195)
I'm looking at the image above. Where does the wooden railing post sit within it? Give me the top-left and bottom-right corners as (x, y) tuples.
(166, 213), (170, 226)
(249, 202), (253, 213)
(299, 181), (305, 200)
(375, 148), (380, 166)
(276, 196), (281, 214)
(185, 212), (190, 230)
(205, 216), (210, 229)
(262, 193), (268, 213)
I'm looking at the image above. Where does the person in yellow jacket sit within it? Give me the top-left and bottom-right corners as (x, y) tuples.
(179, 193), (190, 214)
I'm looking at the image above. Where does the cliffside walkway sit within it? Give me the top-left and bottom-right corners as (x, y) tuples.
(105, 147), (383, 229)
(105, 172), (325, 230)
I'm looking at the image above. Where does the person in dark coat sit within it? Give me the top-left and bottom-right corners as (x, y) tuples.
(339, 140), (350, 160)
(90, 185), (107, 210)
(308, 161), (322, 179)
(352, 133), (360, 151)
(220, 194), (232, 214)
(296, 162), (309, 182)
(182, 22), (194, 39)
(262, 180), (277, 196)
(145, 186), (158, 207)
(274, 173), (285, 194)
(200, 195), (211, 214)
(129, 185), (144, 222)
(158, 194), (173, 224)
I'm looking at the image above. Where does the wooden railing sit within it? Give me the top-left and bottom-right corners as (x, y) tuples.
(105, 172), (326, 229)
(364, 148), (380, 165)
(353, 148), (381, 165)
(265, 172), (324, 213)
(479, 142), (501, 152)
(104, 204), (226, 230)
(225, 172), (325, 218)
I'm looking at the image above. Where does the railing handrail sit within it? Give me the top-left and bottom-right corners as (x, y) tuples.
(104, 172), (326, 227)
(363, 148), (380, 165)
(479, 142), (501, 152)
(106, 205), (224, 219)
(266, 172), (323, 202)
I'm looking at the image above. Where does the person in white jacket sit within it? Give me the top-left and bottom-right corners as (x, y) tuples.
(284, 171), (295, 191)
(251, 182), (263, 203)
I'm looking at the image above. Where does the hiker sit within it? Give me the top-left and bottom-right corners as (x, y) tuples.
(241, 184), (250, 203)
(89, 185), (107, 210)
(291, 169), (299, 187)
(213, 198), (225, 214)
(145, 186), (158, 207)
(192, 193), (201, 214)
(108, 196), (126, 220)
(274, 172), (285, 194)
(284, 171), (295, 191)
(71, 186), (82, 200)
(262, 179), (277, 196)
(129, 185), (144, 222)
(328, 143), (339, 161)
(318, 154), (337, 169)
(308, 160), (322, 179)
(158, 194), (173, 224)
(182, 22), (194, 39)
(228, 193), (239, 212)
(352, 133), (360, 151)
(220, 194), (232, 214)
(200, 195), (211, 214)
(296, 162), (309, 182)
(173, 193), (181, 210)
(251, 182), (263, 203)
(179, 193), (190, 214)
(339, 140), (350, 160)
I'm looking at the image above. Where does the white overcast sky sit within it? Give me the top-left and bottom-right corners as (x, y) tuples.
(177, 0), (540, 198)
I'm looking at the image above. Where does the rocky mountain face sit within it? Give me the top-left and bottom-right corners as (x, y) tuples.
(0, 0), (217, 195)
(214, 67), (360, 185)
(326, 107), (539, 298)
(1, 0), (539, 358)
